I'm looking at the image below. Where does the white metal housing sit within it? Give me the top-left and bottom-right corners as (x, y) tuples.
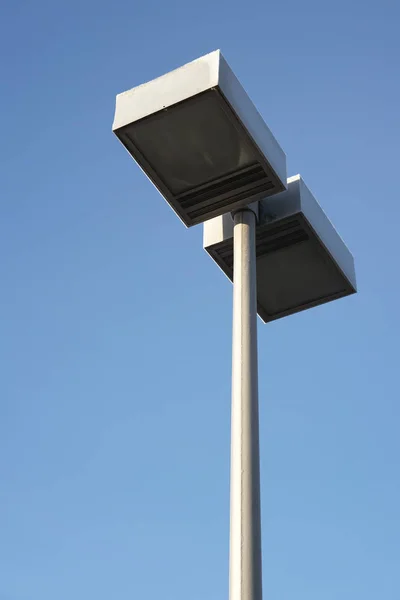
(204, 175), (357, 323)
(113, 50), (287, 227)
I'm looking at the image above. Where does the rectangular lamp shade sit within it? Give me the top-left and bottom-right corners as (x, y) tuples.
(113, 50), (287, 227)
(203, 175), (357, 323)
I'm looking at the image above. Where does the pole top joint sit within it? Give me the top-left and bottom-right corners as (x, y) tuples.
(230, 201), (259, 223)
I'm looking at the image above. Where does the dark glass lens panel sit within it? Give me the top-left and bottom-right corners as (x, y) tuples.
(125, 91), (256, 195)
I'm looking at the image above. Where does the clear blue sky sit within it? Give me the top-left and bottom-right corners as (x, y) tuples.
(1, 0), (399, 599)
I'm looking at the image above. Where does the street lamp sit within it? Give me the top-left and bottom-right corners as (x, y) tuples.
(204, 174), (357, 323)
(113, 50), (287, 226)
(113, 52), (356, 600)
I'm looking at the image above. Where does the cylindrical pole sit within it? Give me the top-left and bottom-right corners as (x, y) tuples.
(229, 208), (262, 600)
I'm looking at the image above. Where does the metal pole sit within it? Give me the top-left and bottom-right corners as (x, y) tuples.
(229, 208), (262, 600)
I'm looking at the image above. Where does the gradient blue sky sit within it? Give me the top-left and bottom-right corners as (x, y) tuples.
(1, 1), (399, 599)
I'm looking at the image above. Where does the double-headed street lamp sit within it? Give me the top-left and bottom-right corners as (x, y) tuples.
(113, 50), (356, 600)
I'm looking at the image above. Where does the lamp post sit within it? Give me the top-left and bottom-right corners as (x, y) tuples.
(230, 206), (263, 600)
(113, 51), (356, 600)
